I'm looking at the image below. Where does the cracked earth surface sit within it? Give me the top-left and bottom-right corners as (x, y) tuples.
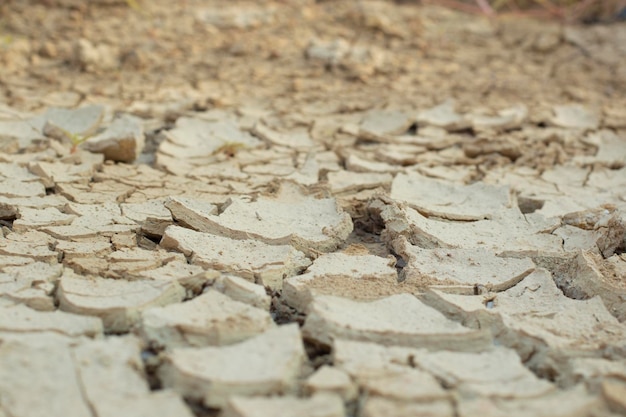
(0, 1), (625, 416)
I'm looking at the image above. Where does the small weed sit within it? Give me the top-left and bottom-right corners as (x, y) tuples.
(212, 142), (248, 158)
(56, 127), (96, 154)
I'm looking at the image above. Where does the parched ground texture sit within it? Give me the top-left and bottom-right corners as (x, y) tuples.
(1, 1), (626, 416)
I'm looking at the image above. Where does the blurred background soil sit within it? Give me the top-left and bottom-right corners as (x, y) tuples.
(0, 0), (625, 118)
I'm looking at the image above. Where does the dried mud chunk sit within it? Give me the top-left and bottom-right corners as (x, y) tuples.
(302, 294), (490, 351)
(359, 110), (414, 142)
(159, 324), (305, 408)
(84, 114), (145, 163)
(391, 172), (512, 220)
(0, 232), (58, 263)
(137, 260), (215, 294)
(0, 179), (46, 198)
(360, 367), (447, 402)
(303, 365), (358, 401)
(345, 154), (401, 173)
(222, 394), (344, 417)
(578, 130), (626, 168)
(106, 247), (183, 275)
(213, 275), (271, 310)
(0, 262), (63, 311)
(468, 105), (528, 132)
(463, 136), (522, 160)
(416, 100), (469, 131)
(327, 170), (393, 194)
(252, 122), (316, 150)
(0, 333), (193, 417)
(561, 206), (625, 257)
(559, 357), (626, 390)
(188, 160), (249, 181)
(166, 182), (353, 254)
(361, 397), (454, 417)
(95, 162), (166, 188)
(56, 180), (134, 204)
(0, 163), (37, 183)
(334, 339), (553, 400)
(56, 239), (112, 261)
(165, 195), (218, 227)
(28, 152), (104, 188)
(76, 336), (194, 417)
(414, 348), (554, 398)
(560, 251), (626, 322)
(160, 225), (311, 290)
(602, 380), (626, 415)
(282, 250), (399, 312)
(0, 117), (46, 150)
(156, 117), (261, 175)
(392, 236), (535, 294)
(57, 271), (186, 332)
(139, 290), (274, 349)
(379, 202), (563, 255)
(425, 269), (626, 373)
(12, 207), (75, 232)
(457, 385), (600, 417)
(550, 104), (600, 130)
(120, 199), (173, 238)
(42, 104), (105, 142)
(0, 335), (94, 417)
(0, 303), (102, 338)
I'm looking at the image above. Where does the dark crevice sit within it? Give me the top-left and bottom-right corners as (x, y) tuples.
(302, 337), (332, 369)
(183, 399), (220, 417)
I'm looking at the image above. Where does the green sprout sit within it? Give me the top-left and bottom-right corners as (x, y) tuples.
(212, 142), (248, 158)
(56, 127), (96, 154)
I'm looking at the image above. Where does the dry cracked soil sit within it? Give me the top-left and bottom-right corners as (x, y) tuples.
(0, 0), (626, 416)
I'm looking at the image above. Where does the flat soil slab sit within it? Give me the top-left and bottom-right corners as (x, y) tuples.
(283, 248), (399, 311)
(139, 290), (274, 349)
(560, 251), (626, 322)
(212, 275), (272, 311)
(302, 294), (491, 351)
(392, 236), (535, 293)
(0, 261), (62, 311)
(457, 386), (600, 417)
(391, 172), (512, 220)
(160, 225), (311, 290)
(425, 269), (626, 369)
(334, 339), (556, 400)
(159, 324), (305, 408)
(57, 270), (186, 332)
(165, 182), (353, 254)
(0, 334), (193, 417)
(0, 302), (102, 338)
(361, 397), (455, 417)
(379, 202), (563, 255)
(303, 365), (358, 401)
(221, 394), (345, 417)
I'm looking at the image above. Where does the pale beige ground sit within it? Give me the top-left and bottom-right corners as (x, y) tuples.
(1, 1), (626, 417)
